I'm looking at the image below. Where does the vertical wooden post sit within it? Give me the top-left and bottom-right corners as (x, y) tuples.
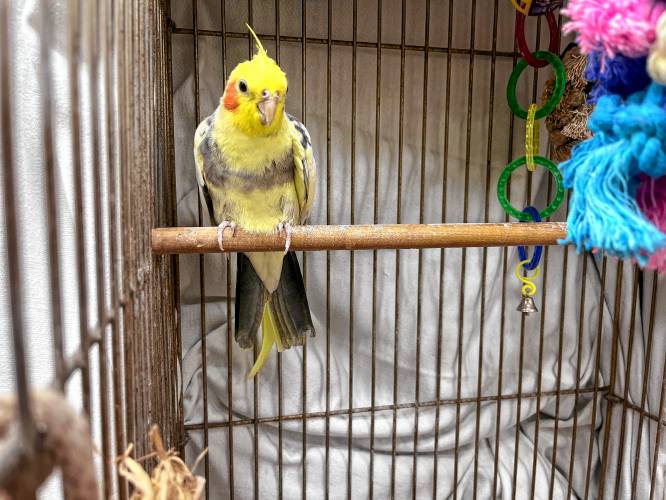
(119, 0), (180, 458)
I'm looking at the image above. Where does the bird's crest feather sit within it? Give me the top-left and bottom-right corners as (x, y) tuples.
(246, 24), (267, 57)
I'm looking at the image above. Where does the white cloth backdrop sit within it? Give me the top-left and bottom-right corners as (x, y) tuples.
(171, 1), (666, 499)
(2, 0), (664, 499)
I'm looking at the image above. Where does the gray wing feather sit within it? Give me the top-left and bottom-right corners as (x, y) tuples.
(287, 114), (317, 223)
(194, 112), (218, 225)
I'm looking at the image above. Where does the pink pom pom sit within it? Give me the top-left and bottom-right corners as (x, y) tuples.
(637, 175), (666, 273)
(563, 0), (665, 59)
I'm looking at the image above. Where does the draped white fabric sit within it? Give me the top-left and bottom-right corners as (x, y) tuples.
(2, 0), (664, 498)
(172, 2), (666, 499)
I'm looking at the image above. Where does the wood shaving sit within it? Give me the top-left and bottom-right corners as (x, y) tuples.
(117, 425), (206, 500)
(542, 46), (594, 162)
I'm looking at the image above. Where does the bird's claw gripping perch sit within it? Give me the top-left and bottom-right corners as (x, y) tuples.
(277, 222), (293, 254)
(217, 221), (237, 251)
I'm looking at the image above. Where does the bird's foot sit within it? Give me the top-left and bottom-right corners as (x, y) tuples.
(276, 222), (293, 254)
(217, 221), (237, 251)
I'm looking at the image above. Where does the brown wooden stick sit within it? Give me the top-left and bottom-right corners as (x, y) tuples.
(151, 223), (568, 254)
(0, 390), (98, 500)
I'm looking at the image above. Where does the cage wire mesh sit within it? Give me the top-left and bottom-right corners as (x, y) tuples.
(0, 0), (179, 498)
(0, 0), (665, 499)
(170, 1), (666, 499)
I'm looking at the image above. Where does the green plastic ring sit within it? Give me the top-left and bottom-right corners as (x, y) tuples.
(497, 155), (565, 220)
(506, 51), (566, 120)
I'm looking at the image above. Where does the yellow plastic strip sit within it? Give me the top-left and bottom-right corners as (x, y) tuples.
(510, 0), (532, 15)
(525, 103), (540, 172)
(514, 259), (541, 297)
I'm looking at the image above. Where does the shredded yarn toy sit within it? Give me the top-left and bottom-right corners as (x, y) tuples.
(562, 0), (665, 59)
(637, 175), (666, 270)
(563, 0), (664, 102)
(648, 11), (666, 84)
(584, 52), (652, 103)
(559, 0), (666, 272)
(559, 84), (666, 264)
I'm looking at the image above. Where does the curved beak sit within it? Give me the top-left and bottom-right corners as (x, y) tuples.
(257, 95), (279, 126)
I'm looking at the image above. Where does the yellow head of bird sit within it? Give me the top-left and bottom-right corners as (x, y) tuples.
(221, 25), (288, 137)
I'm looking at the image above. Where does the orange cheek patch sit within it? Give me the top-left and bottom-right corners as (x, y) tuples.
(223, 81), (239, 111)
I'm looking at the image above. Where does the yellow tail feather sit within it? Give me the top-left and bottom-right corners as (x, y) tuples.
(247, 302), (283, 378)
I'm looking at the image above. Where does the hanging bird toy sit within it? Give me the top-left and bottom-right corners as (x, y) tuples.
(559, 0), (666, 272)
(499, 2), (567, 314)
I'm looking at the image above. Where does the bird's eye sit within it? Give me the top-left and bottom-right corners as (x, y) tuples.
(238, 80), (248, 93)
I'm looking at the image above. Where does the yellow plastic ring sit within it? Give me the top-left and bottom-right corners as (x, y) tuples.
(525, 103), (540, 172)
(510, 0), (533, 15)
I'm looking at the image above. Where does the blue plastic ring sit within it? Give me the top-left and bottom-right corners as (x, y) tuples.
(518, 206), (543, 271)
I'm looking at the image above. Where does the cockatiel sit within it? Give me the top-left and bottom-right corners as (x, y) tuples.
(193, 26), (317, 378)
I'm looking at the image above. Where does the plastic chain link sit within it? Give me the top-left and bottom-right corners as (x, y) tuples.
(517, 206), (543, 270)
(507, 50), (566, 120)
(510, 0), (533, 15)
(511, 0), (562, 16)
(528, 0), (563, 16)
(514, 259), (541, 297)
(525, 103), (540, 172)
(515, 11), (559, 68)
(497, 155), (565, 220)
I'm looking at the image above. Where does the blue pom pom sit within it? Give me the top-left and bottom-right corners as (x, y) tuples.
(560, 83), (666, 264)
(585, 52), (652, 103)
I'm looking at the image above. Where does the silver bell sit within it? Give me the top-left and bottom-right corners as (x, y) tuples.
(516, 295), (538, 314)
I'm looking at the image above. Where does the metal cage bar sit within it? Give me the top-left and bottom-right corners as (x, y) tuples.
(300, 2), (309, 499)
(4, 0), (666, 498)
(0, 0), (35, 476)
(165, 2), (666, 500)
(369, 2), (382, 497)
(1, 0), (179, 497)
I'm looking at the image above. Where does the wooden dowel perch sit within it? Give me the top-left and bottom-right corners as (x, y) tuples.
(152, 223), (568, 254)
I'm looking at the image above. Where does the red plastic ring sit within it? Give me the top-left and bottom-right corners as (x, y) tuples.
(515, 11), (559, 68)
